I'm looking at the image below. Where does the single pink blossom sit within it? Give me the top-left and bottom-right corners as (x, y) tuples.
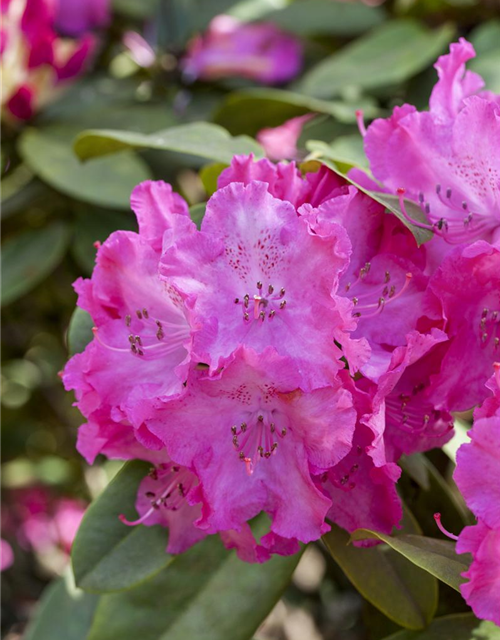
(423, 241), (500, 411)
(453, 365), (500, 625)
(159, 177), (366, 391)
(361, 39), (500, 247)
(1, 0), (95, 120)
(181, 15), (302, 85)
(54, 0), (110, 37)
(145, 347), (356, 545)
(257, 114), (314, 161)
(63, 181), (195, 459)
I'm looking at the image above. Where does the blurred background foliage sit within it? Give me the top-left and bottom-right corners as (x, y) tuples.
(2, 0), (500, 638)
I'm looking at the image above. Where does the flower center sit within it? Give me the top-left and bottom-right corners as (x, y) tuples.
(479, 307), (500, 352)
(230, 409), (289, 475)
(93, 306), (189, 359)
(385, 390), (453, 438)
(234, 281), (287, 323)
(345, 262), (413, 319)
(119, 463), (194, 526)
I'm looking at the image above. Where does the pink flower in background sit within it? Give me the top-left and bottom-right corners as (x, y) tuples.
(257, 114), (314, 161)
(1, 539), (14, 571)
(1, 0), (95, 120)
(145, 347), (356, 546)
(453, 364), (500, 625)
(54, 0), (110, 37)
(181, 15), (302, 85)
(423, 241), (500, 412)
(361, 39), (500, 248)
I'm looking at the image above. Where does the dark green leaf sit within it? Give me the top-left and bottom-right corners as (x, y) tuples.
(86, 533), (301, 640)
(73, 122), (264, 164)
(260, 0), (386, 36)
(72, 461), (172, 593)
(469, 21), (500, 93)
(18, 127), (151, 210)
(199, 162), (228, 197)
(351, 530), (469, 592)
(308, 156), (433, 245)
(112, 0), (159, 18)
(323, 523), (437, 630)
(214, 88), (380, 136)
(306, 136), (368, 171)
(383, 613), (493, 640)
(1, 222), (70, 306)
(299, 20), (454, 99)
(67, 307), (94, 357)
(24, 570), (99, 640)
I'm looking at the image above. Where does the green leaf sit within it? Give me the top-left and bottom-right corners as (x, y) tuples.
(214, 88), (380, 136)
(350, 530), (469, 592)
(73, 122), (264, 164)
(299, 20), (454, 99)
(306, 156), (433, 245)
(67, 307), (94, 356)
(383, 613), (494, 640)
(469, 21), (500, 93)
(306, 136), (368, 171)
(86, 533), (301, 640)
(18, 127), (151, 210)
(323, 523), (437, 630)
(189, 203), (207, 229)
(112, 0), (159, 18)
(72, 461), (172, 593)
(199, 162), (228, 197)
(257, 0), (386, 36)
(1, 222), (70, 306)
(24, 570), (99, 640)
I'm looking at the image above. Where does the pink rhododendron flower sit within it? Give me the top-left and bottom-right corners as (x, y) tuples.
(159, 175), (365, 391)
(63, 181), (196, 461)
(423, 241), (500, 411)
(181, 15), (302, 85)
(452, 364), (500, 625)
(257, 114), (314, 161)
(361, 39), (500, 248)
(145, 347), (356, 545)
(1, 0), (95, 121)
(54, 0), (110, 37)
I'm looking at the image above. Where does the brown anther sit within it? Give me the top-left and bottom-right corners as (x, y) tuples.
(385, 270), (390, 283)
(482, 308), (489, 318)
(149, 468), (158, 480)
(352, 297), (359, 305)
(231, 425), (237, 435)
(268, 285), (274, 294)
(389, 285), (396, 297)
(177, 483), (185, 497)
(264, 452), (272, 459)
(350, 464), (359, 473)
(138, 349), (144, 356)
(257, 281), (263, 290)
(382, 286), (389, 297)
(142, 308), (149, 319)
(259, 311), (266, 321)
(271, 442), (278, 452)
(241, 422), (247, 431)
(270, 423), (275, 433)
(145, 491), (155, 498)
(156, 320), (162, 328)
(234, 298), (240, 304)
(156, 329), (164, 340)
(378, 297), (385, 307)
(136, 310), (143, 319)
(494, 337), (499, 348)
(244, 295), (249, 308)
(135, 336), (142, 345)
(131, 344), (138, 354)
(258, 415), (264, 422)
(281, 428), (287, 436)
(340, 475), (349, 485)
(125, 315), (131, 326)
(423, 415), (430, 423)
(232, 435), (239, 447)
(402, 414), (409, 424)
(243, 312), (249, 321)
(152, 502), (160, 510)
(269, 310), (276, 318)
(258, 446), (264, 456)
(280, 287), (285, 297)
(280, 300), (287, 309)
(239, 452), (245, 460)
(345, 283), (351, 292)
(482, 332), (488, 343)
(172, 466), (180, 472)
(128, 334), (135, 343)
(353, 311), (362, 317)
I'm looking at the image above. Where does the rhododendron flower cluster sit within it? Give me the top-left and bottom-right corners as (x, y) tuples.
(63, 36), (500, 625)
(1, 0), (96, 121)
(181, 15), (302, 85)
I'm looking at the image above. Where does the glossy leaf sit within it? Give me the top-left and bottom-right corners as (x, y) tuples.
(199, 162), (227, 197)
(73, 122), (264, 164)
(214, 88), (380, 136)
(67, 307), (94, 357)
(24, 570), (99, 640)
(18, 127), (151, 210)
(1, 222), (70, 306)
(299, 20), (454, 99)
(259, 0), (386, 36)
(86, 533), (301, 640)
(323, 523), (438, 630)
(306, 156), (433, 244)
(383, 613), (491, 640)
(72, 461), (172, 593)
(351, 530), (469, 592)
(306, 136), (368, 171)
